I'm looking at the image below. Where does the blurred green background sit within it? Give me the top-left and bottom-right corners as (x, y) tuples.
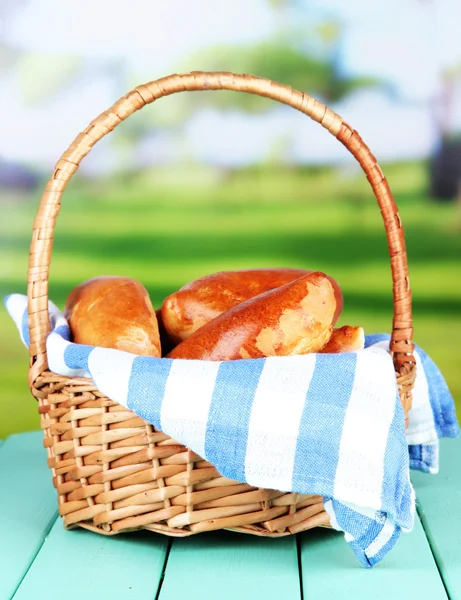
(2, 162), (461, 439)
(1, 0), (461, 439)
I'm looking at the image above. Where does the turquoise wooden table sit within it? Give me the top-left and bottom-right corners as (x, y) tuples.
(0, 432), (460, 600)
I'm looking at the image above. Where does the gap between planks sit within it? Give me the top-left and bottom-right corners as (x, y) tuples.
(415, 508), (450, 599)
(154, 538), (173, 600)
(10, 516), (60, 598)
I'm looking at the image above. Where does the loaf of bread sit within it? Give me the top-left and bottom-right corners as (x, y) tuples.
(167, 271), (341, 360)
(65, 276), (161, 357)
(320, 325), (365, 353)
(161, 267), (341, 343)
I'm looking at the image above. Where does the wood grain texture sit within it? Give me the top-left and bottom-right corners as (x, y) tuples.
(0, 431), (58, 599)
(412, 438), (461, 599)
(158, 531), (301, 600)
(13, 521), (169, 600)
(299, 520), (448, 599)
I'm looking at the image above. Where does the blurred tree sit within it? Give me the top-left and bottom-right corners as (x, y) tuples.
(127, 19), (380, 168)
(0, 1), (381, 171)
(429, 63), (461, 201)
(416, 0), (461, 202)
(16, 54), (84, 105)
(136, 24), (379, 133)
(182, 41), (377, 109)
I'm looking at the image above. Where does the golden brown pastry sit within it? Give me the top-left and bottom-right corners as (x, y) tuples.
(161, 267), (343, 344)
(320, 325), (365, 353)
(65, 276), (161, 357)
(167, 271), (341, 361)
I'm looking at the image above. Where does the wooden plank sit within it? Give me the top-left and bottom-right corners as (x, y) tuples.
(412, 438), (461, 599)
(13, 520), (169, 600)
(299, 518), (447, 599)
(159, 531), (301, 600)
(0, 431), (58, 599)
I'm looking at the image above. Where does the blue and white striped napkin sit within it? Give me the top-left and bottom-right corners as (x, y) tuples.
(5, 294), (459, 567)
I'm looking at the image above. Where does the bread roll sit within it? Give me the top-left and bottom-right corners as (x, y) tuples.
(65, 276), (161, 357)
(320, 325), (365, 353)
(162, 267), (343, 343)
(167, 271), (341, 361)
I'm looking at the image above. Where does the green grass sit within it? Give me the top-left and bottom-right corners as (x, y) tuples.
(1, 161), (460, 439)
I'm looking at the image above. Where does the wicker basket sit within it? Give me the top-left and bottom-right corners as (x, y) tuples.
(27, 71), (416, 537)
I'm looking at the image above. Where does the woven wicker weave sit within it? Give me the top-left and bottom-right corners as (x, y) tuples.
(27, 72), (416, 537)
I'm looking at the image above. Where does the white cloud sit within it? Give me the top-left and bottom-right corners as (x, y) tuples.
(2, 0), (458, 166)
(5, 0), (277, 74)
(183, 90), (435, 167)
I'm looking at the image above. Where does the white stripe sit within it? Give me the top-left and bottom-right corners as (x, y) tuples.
(160, 359), (221, 459)
(243, 354), (316, 491)
(334, 347), (397, 510)
(365, 518), (396, 558)
(50, 305), (68, 331)
(406, 484), (417, 529)
(369, 341), (437, 445)
(405, 349), (438, 445)
(5, 295), (28, 344)
(87, 347), (136, 407)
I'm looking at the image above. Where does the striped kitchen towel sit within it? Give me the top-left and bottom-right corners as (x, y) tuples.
(5, 294), (459, 567)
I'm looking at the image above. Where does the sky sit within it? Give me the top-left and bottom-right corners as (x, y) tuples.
(1, 0), (460, 170)
(3, 0), (277, 73)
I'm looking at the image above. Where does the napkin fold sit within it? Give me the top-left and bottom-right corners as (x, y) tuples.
(5, 294), (459, 567)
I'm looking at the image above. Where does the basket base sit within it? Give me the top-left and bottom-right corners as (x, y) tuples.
(36, 370), (330, 537)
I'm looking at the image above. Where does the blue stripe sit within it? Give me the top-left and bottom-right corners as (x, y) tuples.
(422, 443), (438, 471)
(64, 343), (94, 372)
(409, 443), (438, 473)
(366, 525), (401, 567)
(21, 308), (30, 346)
(364, 333), (389, 348)
(204, 359), (265, 483)
(409, 444), (424, 471)
(348, 540), (374, 568)
(329, 500), (400, 568)
(292, 353), (356, 495)
(55, 324), (71, 341)
(354, 513), (386, 550)
(126, 357), (173, 431)
(341, 509), (400, 568)
(409, 444), (430, 473)
(330, 500), (380, 542)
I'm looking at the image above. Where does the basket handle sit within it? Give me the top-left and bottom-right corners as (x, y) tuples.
(27, 71), (416, 411)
